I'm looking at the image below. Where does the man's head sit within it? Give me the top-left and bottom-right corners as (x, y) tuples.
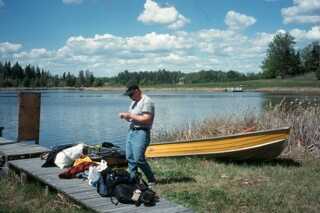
(124, 83), (141, 100)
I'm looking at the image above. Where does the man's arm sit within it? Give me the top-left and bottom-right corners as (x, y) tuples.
(119, 112), (153, 125)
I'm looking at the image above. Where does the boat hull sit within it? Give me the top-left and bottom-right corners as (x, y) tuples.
(146, 127), (290, 160)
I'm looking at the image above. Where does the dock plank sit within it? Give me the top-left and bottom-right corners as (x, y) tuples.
(9, 158), (192, 213)
(0, 143), (49, 156)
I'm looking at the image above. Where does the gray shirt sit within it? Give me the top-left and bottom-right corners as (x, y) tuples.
(129, 94), (155, 129)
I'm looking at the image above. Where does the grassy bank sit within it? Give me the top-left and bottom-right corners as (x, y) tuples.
(182, 74), (320, 90)
(151, 155), (320, 213)
(150, 156), (320, 213)
(149, 100), (320, 212)
(2, 156), (319, 213)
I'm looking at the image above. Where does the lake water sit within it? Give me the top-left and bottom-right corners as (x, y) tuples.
(0, 90), (318, 149)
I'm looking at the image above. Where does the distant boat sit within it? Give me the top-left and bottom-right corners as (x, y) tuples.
(225, 87), (243, 92)
(146, 127), (290, 160)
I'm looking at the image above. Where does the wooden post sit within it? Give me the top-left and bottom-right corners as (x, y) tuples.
(44, 185), (49, 197)
(20, 172), (28, 184)
(17, 92), (41, 144)
(0, 127), (3, 137)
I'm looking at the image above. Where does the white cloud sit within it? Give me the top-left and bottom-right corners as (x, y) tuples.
(57, 32), (192, 58)
(168, 14), (190, 30)
(62, 0), (82, 5)
(281, 0), (320, 24)
(2, 24), (318, 76)
(138, 0), (189, 30)
(225, 10), (256, 30)
(0, 0), (4, 8)
(0, 30), (272, 75)
(290, 26), (320, 40)
(14, 48), (53, 59)
(0, 42), (22, 53)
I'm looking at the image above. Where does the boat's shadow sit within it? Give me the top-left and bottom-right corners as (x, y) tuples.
(213, 157), (301, 167)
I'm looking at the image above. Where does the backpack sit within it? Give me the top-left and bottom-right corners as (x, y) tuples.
(88, 142), (128, 167)
(111, 184), (136, 205)
(96, 168), (132, 197)
(111, 178), (158, 206)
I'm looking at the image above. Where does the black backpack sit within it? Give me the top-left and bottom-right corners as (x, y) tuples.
(97, 168), (132, 197)
(111, 179), (158, 206)
(111, 183), (137, 205)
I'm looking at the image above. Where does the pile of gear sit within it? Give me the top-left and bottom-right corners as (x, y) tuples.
(41, 142), (158, 206)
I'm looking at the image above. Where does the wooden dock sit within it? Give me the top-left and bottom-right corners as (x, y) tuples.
(9, 158), (192, 213)
(0, 137), (14, 145)
(0, 142), (49, 162)
(0, 142), (50, 169)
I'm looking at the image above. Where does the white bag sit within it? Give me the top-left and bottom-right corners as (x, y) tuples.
(88, 166), (100, 187)
(55, 143), (85, 169)
(96, 159), (108, 172)
(88, 160), (108, 186)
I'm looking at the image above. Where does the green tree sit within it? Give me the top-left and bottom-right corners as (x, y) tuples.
(262, 32), (301, 78)
(316, 66), (320, 80)
(85, 70), (95, 86)
(78, 70), (85, 86)
(301, 41), (320, 73)
(66, 72), (76, 86)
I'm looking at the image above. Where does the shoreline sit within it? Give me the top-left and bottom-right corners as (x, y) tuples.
(1, 86), (320, 94)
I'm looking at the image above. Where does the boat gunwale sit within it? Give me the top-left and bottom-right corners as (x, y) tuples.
(151, 126), (290, 146)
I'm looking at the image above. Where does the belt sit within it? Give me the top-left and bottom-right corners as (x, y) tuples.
(130, 127), (150, 131)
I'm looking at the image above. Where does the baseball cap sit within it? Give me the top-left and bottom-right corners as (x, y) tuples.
(123, 84), (139, 96)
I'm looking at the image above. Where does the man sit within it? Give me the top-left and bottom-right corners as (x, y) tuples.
(119, 84), (156, 187)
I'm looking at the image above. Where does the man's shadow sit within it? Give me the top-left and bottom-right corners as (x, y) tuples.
(156, 176), (196, 184)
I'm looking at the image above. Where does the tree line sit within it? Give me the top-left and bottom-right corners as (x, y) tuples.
(0, 62), (103, 87)
(0, 61), (263, 87)
(262, 33), (320, 79)
(106, 69), (262, 86)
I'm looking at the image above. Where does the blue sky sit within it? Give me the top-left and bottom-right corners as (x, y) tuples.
(0, 0), (319, 76)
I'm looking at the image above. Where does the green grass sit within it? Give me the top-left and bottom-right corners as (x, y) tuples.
(1, 157), (319, 213)
(150, 156), (320, 213)
(0, 174), (90, 213)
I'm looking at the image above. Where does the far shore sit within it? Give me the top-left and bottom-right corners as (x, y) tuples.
(1, 86), (320, 94)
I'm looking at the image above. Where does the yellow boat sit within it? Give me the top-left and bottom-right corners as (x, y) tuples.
(146, 127), (290, 160)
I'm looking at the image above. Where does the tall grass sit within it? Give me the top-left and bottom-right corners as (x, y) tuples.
(153, 100), (320, 157)
(260, 99), (320, 156)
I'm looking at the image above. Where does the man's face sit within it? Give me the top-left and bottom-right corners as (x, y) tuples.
(129, 89), (139, 101)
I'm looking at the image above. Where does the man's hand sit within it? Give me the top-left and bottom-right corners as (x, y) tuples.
(119, 112), (131, 121)
(119, 112), (153, 124)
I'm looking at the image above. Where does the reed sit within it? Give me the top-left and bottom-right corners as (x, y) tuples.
(153, 100), (320, 157)
(260, 99), (320, 156)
